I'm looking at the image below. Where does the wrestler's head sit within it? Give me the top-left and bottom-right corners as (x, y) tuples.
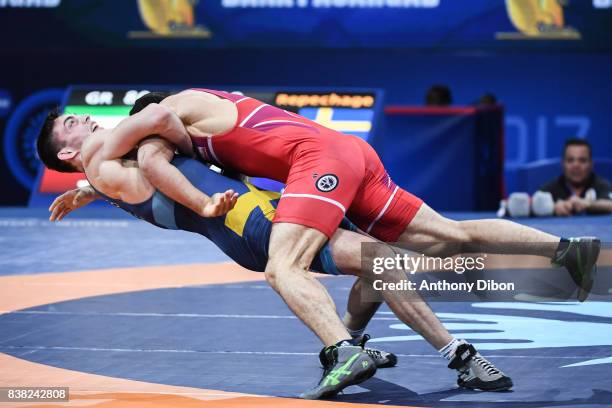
(36, 108), (100, 173)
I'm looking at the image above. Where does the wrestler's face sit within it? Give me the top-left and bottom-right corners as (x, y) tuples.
(563, 145), (592, 186)
(53, 114), (100, 150)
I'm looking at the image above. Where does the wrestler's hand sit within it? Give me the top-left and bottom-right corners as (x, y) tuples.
(49, 186), (99, 221)
(200, 190), (239, 217)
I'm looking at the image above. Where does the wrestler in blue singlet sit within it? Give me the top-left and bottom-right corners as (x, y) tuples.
(93, 156), (349, 275)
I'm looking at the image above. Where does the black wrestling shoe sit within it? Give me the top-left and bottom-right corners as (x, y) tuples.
(449, 343), (513, 392)
(300, 341), (376, 399)
(552, 237), (601, 302)
(364, 346), (397, 368)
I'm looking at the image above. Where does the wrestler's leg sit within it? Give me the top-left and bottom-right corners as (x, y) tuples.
(329, 229), (452, 350)
(266, 137), (369, 346)
(343, 278), (381, 336)
(266, 223), (378, 399)
(391, 199), (599, 302)
(265, 222), (350, 346)
(398, 202), (560, 258)
(330, 227), (513, 391)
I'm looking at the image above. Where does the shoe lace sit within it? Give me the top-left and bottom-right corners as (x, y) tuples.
(472, 355), (501, 376)
(365, 348), (382, 360)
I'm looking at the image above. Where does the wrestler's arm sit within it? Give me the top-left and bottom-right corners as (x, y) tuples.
(101, 103), (193, 160)
(103, 92), (234, 159)
(137, 137), (239, 217)
(160, 92), (238, 138)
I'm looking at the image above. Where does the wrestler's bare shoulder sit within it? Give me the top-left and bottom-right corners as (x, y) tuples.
(162, 90), (234, 110)
(162, 90), (237, 137)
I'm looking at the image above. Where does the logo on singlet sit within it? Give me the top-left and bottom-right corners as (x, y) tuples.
(316, 174), (339, 192)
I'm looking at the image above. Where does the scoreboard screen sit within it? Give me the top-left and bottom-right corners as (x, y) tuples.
(30, 85), (384, 206)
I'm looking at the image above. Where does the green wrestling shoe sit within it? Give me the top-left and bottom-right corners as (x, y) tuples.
(552, 237), (601, 302)
(300, 341), (377, 399)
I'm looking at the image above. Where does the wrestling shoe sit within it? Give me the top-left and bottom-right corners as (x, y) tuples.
(552, 237), (601, 302)
(300, 341), (377, 399)
(449, 342), (513, 392)
(364, 346), (397, 368)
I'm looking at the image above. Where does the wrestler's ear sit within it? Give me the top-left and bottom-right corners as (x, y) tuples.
(57, 147), (79, 162)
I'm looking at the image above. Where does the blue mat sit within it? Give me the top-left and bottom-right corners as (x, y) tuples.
(1, 208), (612, 406)
(2, 280), (612, 406)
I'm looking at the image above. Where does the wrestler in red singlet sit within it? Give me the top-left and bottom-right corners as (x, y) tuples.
(190, 88), (422, 241)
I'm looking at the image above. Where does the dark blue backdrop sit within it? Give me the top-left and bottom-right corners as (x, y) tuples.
(2, 0), (611, 50)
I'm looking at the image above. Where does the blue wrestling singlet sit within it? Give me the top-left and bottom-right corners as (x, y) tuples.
(93, 156), (346, 275)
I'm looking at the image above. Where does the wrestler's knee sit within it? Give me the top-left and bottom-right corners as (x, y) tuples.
(264, 250), (309, 288)
(264, 255), (289, 288)
(265, 223), (327, 285)
(360, 242), (393, 279)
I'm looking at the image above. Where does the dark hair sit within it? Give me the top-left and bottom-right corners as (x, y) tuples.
(36, 107), (78, 173)
(563, 138), (592, 159)
(425, 84), (452, 106)
(129, 91), (171, 116)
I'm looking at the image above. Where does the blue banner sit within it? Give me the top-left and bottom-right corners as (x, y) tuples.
(1, 0), (611, 49)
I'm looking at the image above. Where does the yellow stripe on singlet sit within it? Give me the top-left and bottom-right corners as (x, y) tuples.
(224, 182), (281, 237)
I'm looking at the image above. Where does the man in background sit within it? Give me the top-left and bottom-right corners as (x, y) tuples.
(539, 139), (612, 216)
